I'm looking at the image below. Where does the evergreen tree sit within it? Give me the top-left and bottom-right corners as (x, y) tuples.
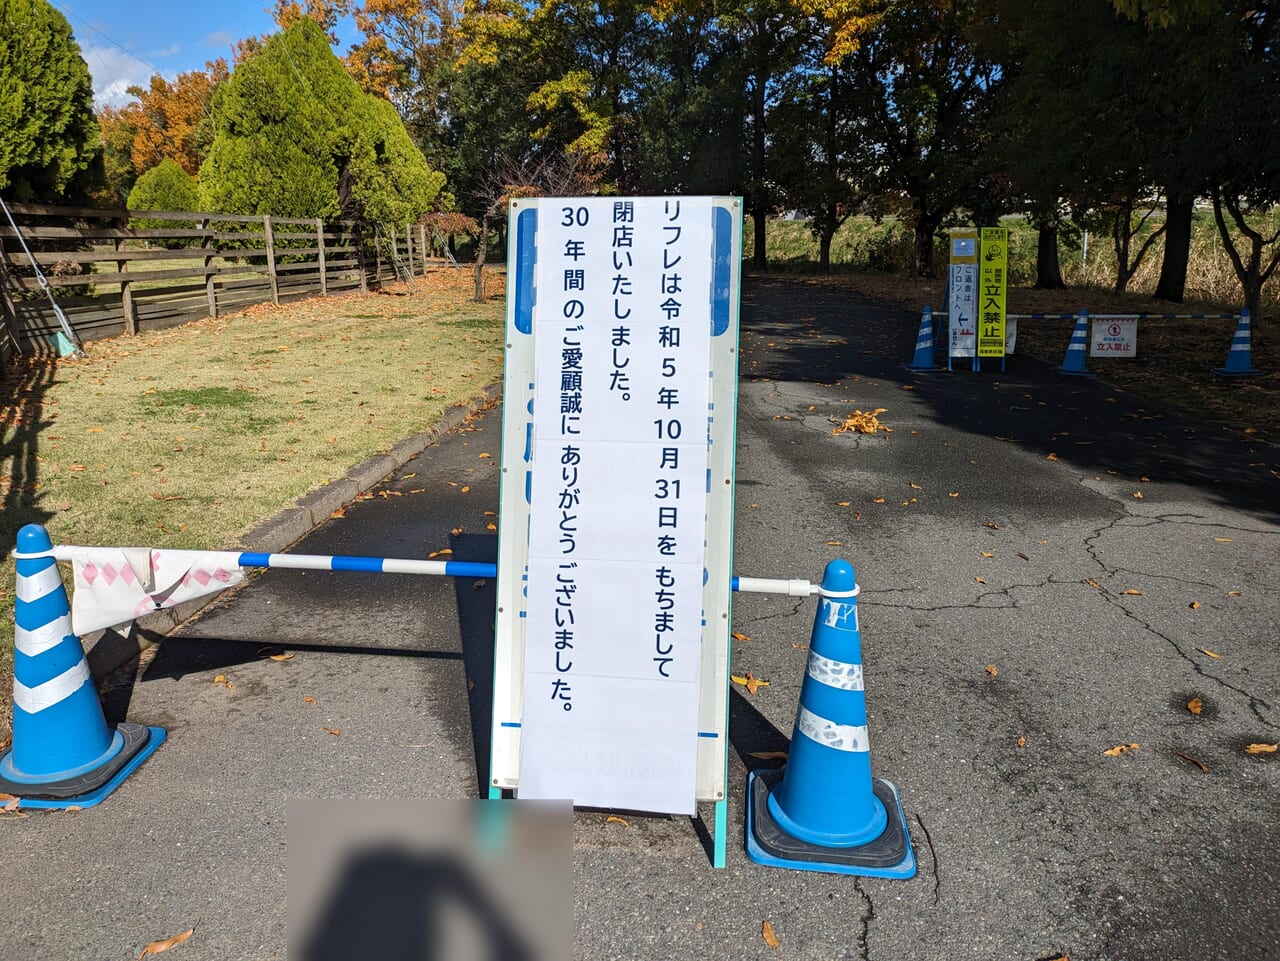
(0, 0), (100, 201)
(200, 18), (443, 224)
(127, 158), (202, 246)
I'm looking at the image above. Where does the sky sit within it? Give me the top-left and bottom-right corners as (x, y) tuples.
(54, 1), (360, 107)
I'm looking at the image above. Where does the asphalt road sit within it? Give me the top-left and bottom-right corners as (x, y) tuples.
(3, 276), (1277, 961)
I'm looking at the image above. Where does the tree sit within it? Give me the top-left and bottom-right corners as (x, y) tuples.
(97, 104), (141, 205)
(200, 18), (444, 225)
(0, 0), (100, 201)
(1206, 4), (1280, 320)
(127, 158), (202, 246)
(126, 62), (229, 177)
(840, 0), (999, 275)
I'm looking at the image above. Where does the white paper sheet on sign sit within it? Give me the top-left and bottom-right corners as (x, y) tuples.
(517, 197), (714, 815)
(69, 547), (245, 636)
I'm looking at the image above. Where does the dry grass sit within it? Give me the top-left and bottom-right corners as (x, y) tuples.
(1, 268), (505, 732)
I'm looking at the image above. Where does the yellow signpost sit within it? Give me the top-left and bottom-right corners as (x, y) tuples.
(977, 227), (1007, 359)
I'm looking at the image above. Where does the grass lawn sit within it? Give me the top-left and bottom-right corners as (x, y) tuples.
(1, 268), (505, 741)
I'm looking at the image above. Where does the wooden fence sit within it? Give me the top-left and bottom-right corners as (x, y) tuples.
(0, 203), (443, 371)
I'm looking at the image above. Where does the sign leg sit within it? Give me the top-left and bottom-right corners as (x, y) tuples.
(713, 798), (728, 868)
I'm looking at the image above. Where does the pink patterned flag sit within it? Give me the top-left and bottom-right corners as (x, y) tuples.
(70, 547), (246, 635)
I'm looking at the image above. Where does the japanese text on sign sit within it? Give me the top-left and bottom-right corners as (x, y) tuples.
(518, 198), (715, 815)
(977, 227), (1007, 358)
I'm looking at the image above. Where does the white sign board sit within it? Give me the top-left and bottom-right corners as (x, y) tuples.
(948, 232), (977, 358)
(1090, 318), (1138, 357)
(491, 197), (741, 821)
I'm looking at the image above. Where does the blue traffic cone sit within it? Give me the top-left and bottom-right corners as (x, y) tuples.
(1212, 309), (1264, 377)
(903, 306), (940, 372)
(746, 560), (915, 878)
(1057, 310), (1096, 377)
(0, 524), (165, 809)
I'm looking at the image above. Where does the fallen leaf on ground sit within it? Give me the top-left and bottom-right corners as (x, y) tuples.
(832, 408), (891, 435)
(427, 549), (453, 558)
(136, 928), (194, 958)
(873, 497), (886, 504)
(1189, 601), (1201, 609)
(2, 796), (20, 812)
(302, 696), (316, 704)
(451, 526), (464, 536)
(836, 501), (851, 507)
(1187, 697), (1203, 715)
(980, 550), (994, 558)
(1245, 743), (1277, 754)
(985, 664), (998, 676)
(948, 491), (959, 497)
(1017, 552), (1030, 561)
(984, 522), (999, 530)
(731, 632), (751, 641)
(909, 482), (923, 490)
(213, 675), (233, 693)
(460, 486), (471, 493)
(486, 523), (497, 531)
(1176, 753), (1208, 773)
(1046, 453), (1058, 461)
(328, 508), (346, 519)
(322, 727), (341, 737)
(1228, 590), (1242, 596)
(1104, 743), (1140, 757)
(1121, 589), (1143, 596)
(1016, 736), (1026, 749)
(1197, 648), (1221, 659)
(1214, 537), (1232, 543)
(975, 575), (987, 584)
(731, 673), (769, 695)
(826, 540), (843, 546)
(1085, 578), (1101, 590)
(791, 643), (807, 650)
(1132, 491), (1144, 499)
(606, 815), (629, 826)
(762, 920), (781, 949)
(479, 453), (491, 459)
(268, 653), (294, 662)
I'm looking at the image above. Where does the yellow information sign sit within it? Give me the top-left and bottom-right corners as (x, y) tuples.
(977, 227), (1007, 358)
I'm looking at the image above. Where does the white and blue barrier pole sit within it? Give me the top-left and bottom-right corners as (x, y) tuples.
(35, 543), (826, 597)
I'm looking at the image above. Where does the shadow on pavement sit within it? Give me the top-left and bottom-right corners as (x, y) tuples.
(742, 277), (1279, 521)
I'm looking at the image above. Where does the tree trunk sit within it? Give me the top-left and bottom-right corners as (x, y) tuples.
(750, 23), (769, 271)
(473, 219), (489, 303)
(1035, 224), (1065, 288)
(1154, 194), (1193, 302)
(819, 227), (833, 274)
(913, 213), (940, 277)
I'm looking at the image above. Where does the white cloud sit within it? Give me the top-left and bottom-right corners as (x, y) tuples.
(82, 45), (156, 108)
(204, 31), (233, 48)
(151, 43), (181, 59)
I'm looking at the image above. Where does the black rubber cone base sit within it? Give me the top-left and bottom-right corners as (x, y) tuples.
(0, 722), (152, 799)
(746, 767), (916, 878)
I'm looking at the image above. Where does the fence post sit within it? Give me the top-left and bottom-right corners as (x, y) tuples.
(355, 224), (368, 293)
(316, 217), (328, 297)
(263, 215), (279, 306)
(0, 250), (22, 367)
(374, 228), (383, 283)
(201, 217), (217, 319)
(419, 223), (428, 273)
(405, 223), (415, 278)
(115, 216), (137, 335)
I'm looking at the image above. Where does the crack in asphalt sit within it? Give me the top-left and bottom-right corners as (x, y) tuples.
(914, 812), (941, 907)
(1083, 516), (1278, 729)
(853, 879), (875, 961)
(739, 598), (807, 627)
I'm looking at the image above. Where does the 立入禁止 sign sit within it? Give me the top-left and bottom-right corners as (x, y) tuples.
(1090, 318), (1138, 357)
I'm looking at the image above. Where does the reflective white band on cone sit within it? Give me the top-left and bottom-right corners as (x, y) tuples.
(14, 660), (90, 714)
(796, 705), (869, 753)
